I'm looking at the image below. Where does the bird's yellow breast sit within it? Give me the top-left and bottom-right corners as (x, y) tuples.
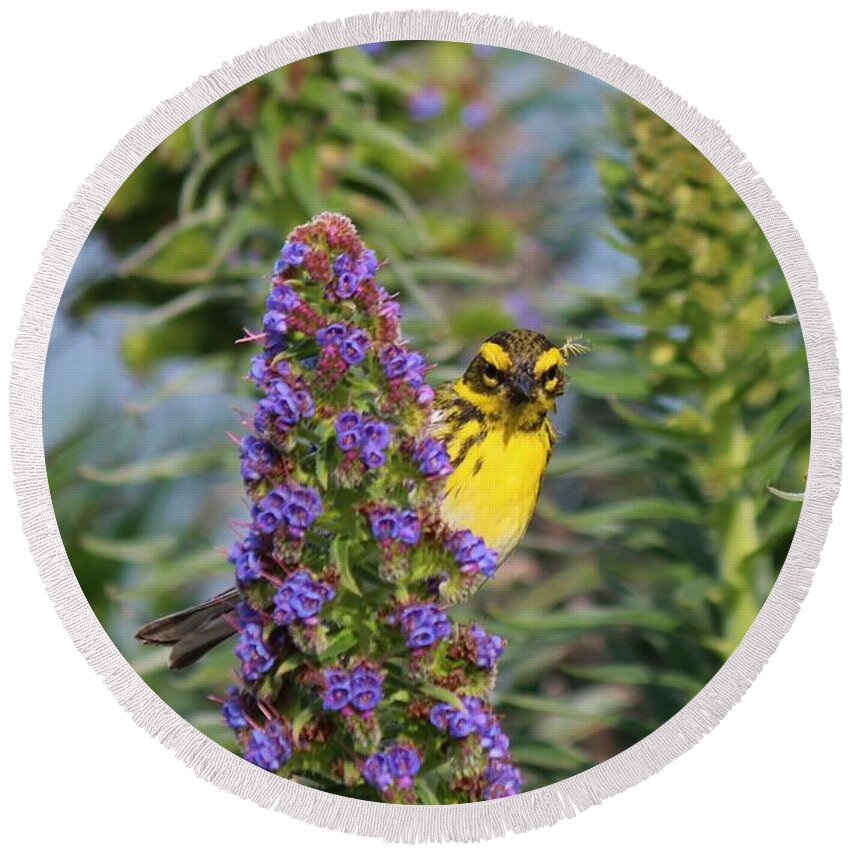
(440, 419), (553, 561)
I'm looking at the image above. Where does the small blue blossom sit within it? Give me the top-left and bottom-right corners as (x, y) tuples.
(267, 283), (301, 314)
(273, 569), (334, 626)
(361, 752), (393, 791)
(244, 720), (292, 772)
(281, 241), (309, 266)
(399, 604), (451, 649)
(349, 664), (383, 712)
(228, 533), (266, 583)
(239, 435), (277, 484)
(235, 622), (275, 682)
(369, 507), (400, 541)
(408, 86), (444, 121)
(359, 42), (387, 56)
(316, 322), (348, 348)
(386, 744), (421, 789)
(412, 437), (453, 478)
(221, 686), (249, 729)
(340, 328), (370, 366)
(448, 530), (498, 578)
(462, 100), (491, 131)
(484, 760), (522, 798)
(398, 510), (421, 546)
(322, 668), (352, 711)
(335, 409), (363, 452)
(469, 624), (505, 668)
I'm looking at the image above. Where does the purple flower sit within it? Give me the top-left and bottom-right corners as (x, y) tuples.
(369, 507), (400, 541)
(469, 624), (505, 669)
(399, 604), (450, 649)
(462, 100), (491, 131)
(359, 42), (387, 56)
(335, 271), (360, 299)
(412, 438), (453, 478)
(408, 86), (444, 121)
(228, 534), (266, 583)
(253, 487), (289, 534)
(273, 569), (334, 626)
(484, 761), (522, 798)
(235, 622), (275, 682)
(448, 530), (498, 578)
(316, 322), (348, 347)
(335, 409), (363, 452)
(322, 668), (352, 711)
(283, 485), (323, 535)
(340, 328), (369, 366)
(281, 241), (309, 266)
(221, 687), (248, 729)
(263, 311), (287, 336)
(349, 665), (383, 712)
(267, 380), (303, 427)
(360, 446), (387, 469)
(362, 753), (393, 791)
(239, 435), (277, 484)
(267, 284), (301, 314)
(387, 744), (421, 785)
(362, 420), (391, 450)
(380, 344), (409, 379)
(429, 702), (455, 731)
(361, 250), (379, 277)
(398, 510), (421, 546)
(249, 353), (269, 385)
(245, 720), (292, 772)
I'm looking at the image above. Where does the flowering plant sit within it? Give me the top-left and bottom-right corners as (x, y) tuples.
(216, 212), (519, 803)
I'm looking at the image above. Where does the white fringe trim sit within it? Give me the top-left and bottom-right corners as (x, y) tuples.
(8, 10), (841, 843)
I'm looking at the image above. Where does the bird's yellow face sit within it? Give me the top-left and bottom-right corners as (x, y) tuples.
(455, 329), (566, 430)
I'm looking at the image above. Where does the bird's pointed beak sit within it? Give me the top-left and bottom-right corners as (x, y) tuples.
(509, 372), (534, 402)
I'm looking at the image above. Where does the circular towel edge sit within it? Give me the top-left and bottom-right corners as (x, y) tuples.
(8, 10), (842, 843)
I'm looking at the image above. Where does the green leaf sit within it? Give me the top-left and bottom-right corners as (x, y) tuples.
(79, 448), (223, 485)
(331, 537), (360, 596)
(560, 663), (703, 693)
(766, 484), (805, 502)
(79, 533), (176, 564)
(317, 629), (358, 662)
(492, 607), (680, 633)
(766, 313), (799, 325)
(418, 682), (465, 712)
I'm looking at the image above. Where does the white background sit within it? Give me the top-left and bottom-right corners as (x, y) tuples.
(1, 1), (847, 847)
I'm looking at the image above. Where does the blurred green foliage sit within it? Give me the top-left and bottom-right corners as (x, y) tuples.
(44, 42), (808, 790)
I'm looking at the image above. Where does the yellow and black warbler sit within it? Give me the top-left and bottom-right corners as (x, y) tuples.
(137, 328), (576, 668)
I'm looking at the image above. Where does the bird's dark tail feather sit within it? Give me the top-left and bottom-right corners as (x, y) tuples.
(134, 588), (240, 670)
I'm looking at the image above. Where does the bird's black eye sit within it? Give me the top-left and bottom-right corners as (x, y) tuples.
(544, 365), (559, 382)
(482, 361), (503, 384)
